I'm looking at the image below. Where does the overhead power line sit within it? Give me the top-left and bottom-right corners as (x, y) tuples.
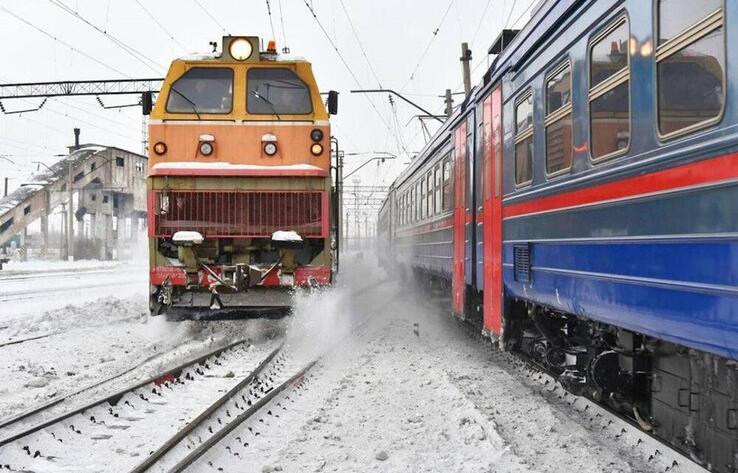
(46, 0), (164, 75)
(192, 0), (230, 35)
(301, 0), (408, 156)
(265, 0), (277, 41)
(401, 0), (455, 91)
(277, 0), (288, 49)
(133, 0), (189, 53)
(338, 0), (383, 88)
(0, 5), (131, 78)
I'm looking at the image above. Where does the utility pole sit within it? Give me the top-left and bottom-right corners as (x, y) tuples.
(67, 127), (80, 261)
(461, 42), (472, 96)
(445, 89), (454, 117)
(3, 177), (7, 197)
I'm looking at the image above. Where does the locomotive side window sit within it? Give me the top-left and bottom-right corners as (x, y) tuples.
(514, 91), (534, 186)
(545, 61), (573, 175)
(166, 67), (233, 114)
(442, 155), (453, 212)
(247, 68), (312, 115)
(656, 0), (724, 138)
(589, 18), (630, 161)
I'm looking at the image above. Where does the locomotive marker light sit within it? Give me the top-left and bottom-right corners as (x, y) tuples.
(310, 143), (324, 156)
(198, 134), (215, 156)
(153, 142), (167, 155)
(262, 133), (278, 156)
(310, 128), (324, 142)
(229, 38), (253, 61)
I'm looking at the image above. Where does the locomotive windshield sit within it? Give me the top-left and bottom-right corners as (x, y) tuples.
(166, 67), (234, 114)
(247, 68), (312, 115)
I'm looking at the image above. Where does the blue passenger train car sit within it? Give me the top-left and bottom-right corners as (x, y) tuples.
(378, 1), (738, 471)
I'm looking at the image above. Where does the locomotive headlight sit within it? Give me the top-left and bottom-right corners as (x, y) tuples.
(310, 128), (324, 142)
(199, 142), (214, 156)
(310, 143), (324, 156)
(264, 142), (278, 156)
(229, 38), (253, 61)
(153, 142), (167, 155)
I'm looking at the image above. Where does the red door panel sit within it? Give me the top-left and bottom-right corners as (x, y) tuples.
(483, 87), (503, 336)
(452, 123), (467, 315)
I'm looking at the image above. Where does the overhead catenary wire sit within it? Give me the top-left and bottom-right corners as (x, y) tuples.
(0, 5), (131, 78)
(192, 0), (230, 35)
(277, 0), (288, 49)
(301, 0), (409, 157)
(133, 0), (189, 54)
(46, 0), (164, 75)
(338, 0), (383, 88)
(265, 0), (277, 41)
(400, 0), (455, 92)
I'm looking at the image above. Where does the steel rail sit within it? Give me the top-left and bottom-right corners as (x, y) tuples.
(128, 344), (283, 473)
(167, 360), (318, 473)
(0, 338), (252, 446)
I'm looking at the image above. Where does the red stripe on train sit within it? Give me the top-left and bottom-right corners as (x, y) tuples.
(503, 152), (738, 218)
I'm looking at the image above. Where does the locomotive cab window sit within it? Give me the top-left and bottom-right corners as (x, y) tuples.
(166, 67), (233, 114)
(545, 62), (573, 175)
(514, 91), (534, 186)
(247, 68), (313, 115)
(656, 0), (724, 139)
(589, 17), (630, 161)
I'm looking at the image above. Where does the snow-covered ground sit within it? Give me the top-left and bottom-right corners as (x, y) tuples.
(0, 253), (682, 472)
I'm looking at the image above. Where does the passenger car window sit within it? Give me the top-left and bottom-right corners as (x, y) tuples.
(514, 91), (534, 185)
(657, 0), (721, 44)
(589, 18), (630, 160)
(247, 68), (312, 114)
(442, 156), (453, 212)
(166, 67), (233, 114)
(426, 172), (433, 217)
(434, 164), (442, 214)
(656, 1), (724, 138)
(545, 62), (573, 175)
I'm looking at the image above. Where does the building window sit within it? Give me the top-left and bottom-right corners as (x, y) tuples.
(23, 205), (31, 215)
(514, 90), (534, 185)
(73, 172), (84, 182)
(103, 195), (109, 204)
(425, 172), (433, 217)
(116, 157), (125, 167)
(434, 164), (442, 214)
(545, 62), (573, 175)
(656, 0), (724, 138)
(135, 161), (144, 172)
(589, 18), (630, 160)
(90, 162), (96, 172)
(0, 218), (13, 233)
(91, 194), (96, 202)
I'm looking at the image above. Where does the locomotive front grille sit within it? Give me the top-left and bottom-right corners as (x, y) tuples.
(151, 190), (327, 238)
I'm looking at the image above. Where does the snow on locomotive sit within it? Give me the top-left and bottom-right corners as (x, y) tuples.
(379, 1), (737, 471)
(147, 36), (339, 319)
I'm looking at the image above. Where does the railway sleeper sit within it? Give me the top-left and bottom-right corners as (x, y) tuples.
(510, 300), (738, 473)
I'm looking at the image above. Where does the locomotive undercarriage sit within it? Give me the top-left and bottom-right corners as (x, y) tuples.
(507, 300), (738, 473)
(151, 236), (331, 319)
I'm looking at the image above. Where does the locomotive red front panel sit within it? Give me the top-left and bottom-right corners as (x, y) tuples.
(452, 123), (467, 316)
(482, 87), (503, 336)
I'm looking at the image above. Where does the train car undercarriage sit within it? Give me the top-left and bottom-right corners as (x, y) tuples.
(505, 300), (738, 473)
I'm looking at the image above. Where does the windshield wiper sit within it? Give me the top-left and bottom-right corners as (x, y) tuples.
(249, 89), (281, 120)
(169, 87), (201, 119)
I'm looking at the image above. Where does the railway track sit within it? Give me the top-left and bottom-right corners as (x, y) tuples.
(0, 279), (391, 472)
(0, 338), (281, 472)
(441, 305), (712, 473)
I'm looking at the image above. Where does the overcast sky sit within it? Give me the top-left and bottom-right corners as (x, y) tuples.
(0, 0), (539, 194)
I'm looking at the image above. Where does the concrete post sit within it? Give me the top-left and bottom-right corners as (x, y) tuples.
(40, 214), (49, 258)
(67, 160), (74, 261)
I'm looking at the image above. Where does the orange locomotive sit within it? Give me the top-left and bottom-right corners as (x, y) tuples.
(147, 36), (339, 318)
